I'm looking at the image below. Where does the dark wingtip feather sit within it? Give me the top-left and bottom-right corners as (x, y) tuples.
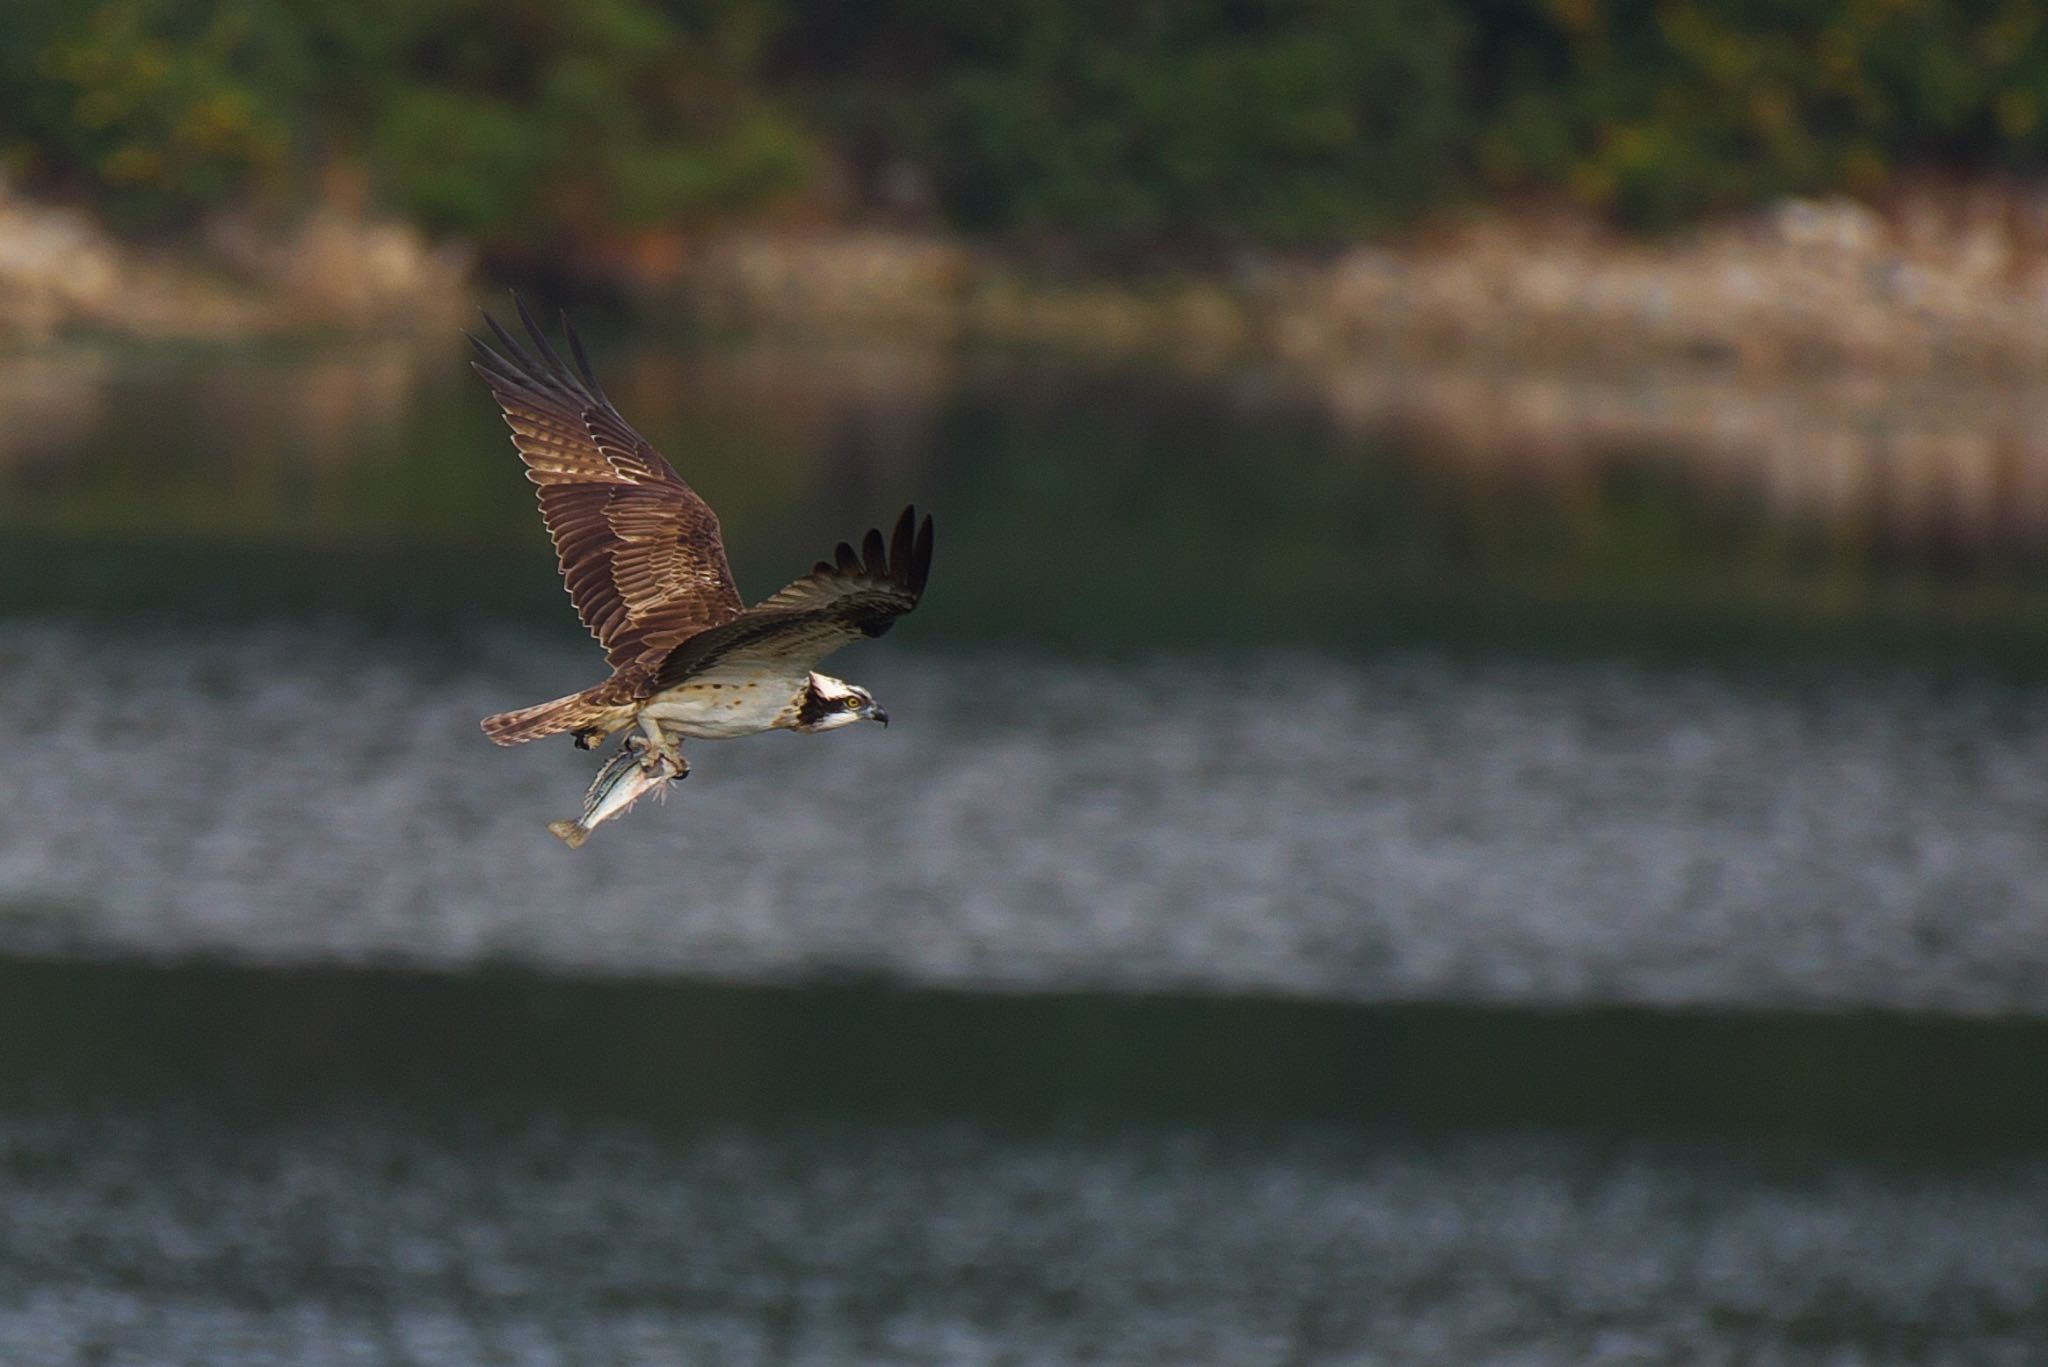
(469, 328), (522, 374)
(560, 311), (611, 404)
(834, 541), (860, 573)
(512, 292), (544, 343)
(482, 307), (543, 381)
(469, 336), (546, 401)
(910, 514), (934, 595)
(861, 527), (886, 576)
(513, 294), (577, 388)
(888, 505), (916, 581)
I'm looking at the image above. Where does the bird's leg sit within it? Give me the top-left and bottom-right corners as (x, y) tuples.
(635, 716), (688, 777)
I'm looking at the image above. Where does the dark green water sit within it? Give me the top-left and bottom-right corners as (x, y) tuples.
(4, 336), (2048, 1361)
(6, 958), (2048, 1148)
(10, 336), (2048, 663)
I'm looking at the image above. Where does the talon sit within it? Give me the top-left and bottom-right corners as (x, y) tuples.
(634, 718), (684, 775)
(573, 729), (602, 751)
(639, 749), (684, 778)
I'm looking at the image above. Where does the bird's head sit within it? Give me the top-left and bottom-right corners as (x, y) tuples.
(794, 672), (888, 732)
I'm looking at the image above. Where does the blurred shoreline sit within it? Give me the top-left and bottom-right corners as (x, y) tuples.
(10, 177), (2048, 383)
(672, 185), (2048, 382)
(0, 176), (473, 344)
(14, 177), (2048, 568)
(10, 299), (2048, 568)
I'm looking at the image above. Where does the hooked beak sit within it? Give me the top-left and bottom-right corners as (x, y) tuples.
(870, 705), (889, 727)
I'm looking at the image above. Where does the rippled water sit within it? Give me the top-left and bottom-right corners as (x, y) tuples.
(7, 337), (2048, 1363)
(5, 620), (2048, 1012)
(2, 1105), (2042, 1366)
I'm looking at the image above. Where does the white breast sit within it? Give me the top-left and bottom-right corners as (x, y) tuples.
(640, 665), (806, 740)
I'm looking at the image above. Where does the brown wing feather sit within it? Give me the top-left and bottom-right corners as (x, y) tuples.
(654, 506), (933, 688)
(470, 298), (744, 670)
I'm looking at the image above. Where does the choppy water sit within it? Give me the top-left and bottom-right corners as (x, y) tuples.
(0, 1104), (2041, 1366)
(5, 620), (2047, 1013)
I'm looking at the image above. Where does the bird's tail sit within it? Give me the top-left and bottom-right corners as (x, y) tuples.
(480, 688), (616, 747)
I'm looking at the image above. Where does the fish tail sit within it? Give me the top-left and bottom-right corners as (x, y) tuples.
(547, 819), (591, 849)
(481, 688), (615, 747)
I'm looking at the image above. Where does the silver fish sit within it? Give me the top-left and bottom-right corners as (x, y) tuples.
(548, 740), (686, 848)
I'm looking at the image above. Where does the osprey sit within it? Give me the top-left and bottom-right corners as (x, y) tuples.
(470, 300), (933, 795)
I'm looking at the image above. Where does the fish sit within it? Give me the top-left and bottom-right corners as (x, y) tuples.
(548, 739), (687, 848)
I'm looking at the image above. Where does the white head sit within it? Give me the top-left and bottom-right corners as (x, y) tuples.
(792, 672), (888, 733)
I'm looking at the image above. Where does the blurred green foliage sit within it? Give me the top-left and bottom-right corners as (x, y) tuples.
(0, 0), (816, 240)
(0, 0), (295, 228)
(788, 0), (1473, 246)
(4, 0), (2048, 246)
(1473, 0), (2048, 225)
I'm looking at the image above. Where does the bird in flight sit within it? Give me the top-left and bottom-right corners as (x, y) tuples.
(470, 300), (933, 840)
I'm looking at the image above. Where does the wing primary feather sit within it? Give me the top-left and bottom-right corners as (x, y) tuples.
(469, 334), (540, 393)
(889, 505), (915, 581)
(467, 349), (510, 386)
(910, 514), (934, 594)
(862, 527), (886, 575)
(561, 312), (613, 407)
(515, 294), (581, 391)
(482, 314), (571, 412)
(469, 353), (551, 411)
(814, 561), (834, 576)
(835, 541), (860, 573)
(482, 308), (542, 377)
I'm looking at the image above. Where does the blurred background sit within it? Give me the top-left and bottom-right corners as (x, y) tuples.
(7, 1), (2048, 1362)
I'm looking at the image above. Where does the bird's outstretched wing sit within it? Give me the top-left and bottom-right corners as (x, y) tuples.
(654, 505), (934, 687)
(470, 299), (744, 671)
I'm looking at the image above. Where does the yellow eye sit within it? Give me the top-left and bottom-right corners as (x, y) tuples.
(841, 695), (863, 710)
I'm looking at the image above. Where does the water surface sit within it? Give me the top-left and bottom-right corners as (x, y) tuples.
(5, 622), (2048, 1014)
(5, 336), (2048, 1363)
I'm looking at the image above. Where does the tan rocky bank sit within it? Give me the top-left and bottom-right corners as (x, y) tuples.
(656, 188), (2048, 378)
(0, 176), (471, 345)
(7, 175), (2048, 381)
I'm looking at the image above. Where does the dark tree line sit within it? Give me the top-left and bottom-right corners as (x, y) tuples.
(6, 0), (2046, 250)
